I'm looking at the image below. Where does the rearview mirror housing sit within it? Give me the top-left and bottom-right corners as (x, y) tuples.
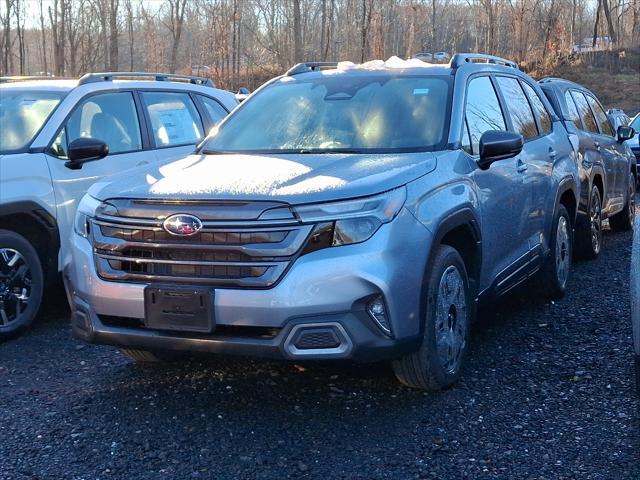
(477, 130), (524, 170)
(618, 125), (635, 143)
(65, 137), (109, 170)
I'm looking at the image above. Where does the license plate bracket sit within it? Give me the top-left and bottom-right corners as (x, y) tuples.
(144, 285), (213, 333)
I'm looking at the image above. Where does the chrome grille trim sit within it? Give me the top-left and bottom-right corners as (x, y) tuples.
(91, 206), (313, 288)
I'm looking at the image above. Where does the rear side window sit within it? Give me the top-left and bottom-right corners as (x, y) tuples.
(571, 91), (599, 133)
(198, 95), (228, 126)
(586, 94), (615, 136)
(141, 92), (204, 147)
(53, 91), (142, 157)
(521, 81), (552, 134)
(464, 76), (506, 155)
(496, 76), (538, 140)
(563, 91), (581, 126)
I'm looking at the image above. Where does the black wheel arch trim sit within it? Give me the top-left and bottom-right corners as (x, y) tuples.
(431, 207), (482, 297)
(0, 201), (60, 283)
(554, 177), (579, 225)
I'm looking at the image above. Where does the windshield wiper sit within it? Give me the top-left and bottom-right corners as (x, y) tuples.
(296, 148), (364, 154)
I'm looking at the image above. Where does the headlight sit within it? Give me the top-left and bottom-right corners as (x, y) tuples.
(298, 188), (406, 251)
(73, 195), (102, 238)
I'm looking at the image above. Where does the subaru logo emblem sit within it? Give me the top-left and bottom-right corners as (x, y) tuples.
(163, 214), (203, 236)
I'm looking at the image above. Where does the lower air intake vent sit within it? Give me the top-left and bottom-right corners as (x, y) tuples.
(294, 329), (341, 350)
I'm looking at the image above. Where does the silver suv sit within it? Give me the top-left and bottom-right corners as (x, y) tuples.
(66, 55), (579, 390)
(0, 73), (237, 338)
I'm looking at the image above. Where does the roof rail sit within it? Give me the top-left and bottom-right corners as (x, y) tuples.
(0, 76), (64, 83)
(450, 53), (519, 70)
(286, 62), (339, 76)
(77, 72), (215, 87)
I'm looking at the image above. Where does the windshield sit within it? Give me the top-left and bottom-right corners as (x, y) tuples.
(201, 74), (451, 154)
(0, 90), (64, 152)
(631, 114), (640, 132)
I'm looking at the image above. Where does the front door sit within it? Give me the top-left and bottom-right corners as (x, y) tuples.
(44, 90), (154, 260)
(462, 75), (533, 292)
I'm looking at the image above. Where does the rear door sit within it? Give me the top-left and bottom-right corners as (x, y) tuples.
(464, 75), (532, 292)
(139, 90), (207, 163)
(586, 93), (628, 210)
(571, 90), (617, 211)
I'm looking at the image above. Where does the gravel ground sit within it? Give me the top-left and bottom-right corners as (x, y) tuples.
(1, 223), (639, 480)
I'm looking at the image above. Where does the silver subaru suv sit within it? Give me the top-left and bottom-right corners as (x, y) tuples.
(65, 55), (579, 390)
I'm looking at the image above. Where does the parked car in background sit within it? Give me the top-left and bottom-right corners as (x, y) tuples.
(0, 73), (237, 338)
(413, 52), (434, 62)
(433, 52), (450, 62)
(626, 113), (640, 176)
(66, 54), (579, 391)
(607, 108), (630, 131)
(632, 215), (640, 395)
(539, 78), (636, 259)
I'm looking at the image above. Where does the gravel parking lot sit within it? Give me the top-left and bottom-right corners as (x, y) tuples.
(1, 221), (639, 480)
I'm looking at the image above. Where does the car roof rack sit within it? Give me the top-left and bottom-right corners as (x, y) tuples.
(286, 62), (340, 76)
(78, 72), (215, 87)
(451, 53), (519, 70)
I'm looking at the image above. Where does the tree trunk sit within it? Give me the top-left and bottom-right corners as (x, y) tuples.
(39, 0), (48, 74)
(109, 0), (119, 70)
(293, 0), (302, 63)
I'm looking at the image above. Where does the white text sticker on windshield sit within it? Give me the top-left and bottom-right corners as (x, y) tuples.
(413, 88), (430, 95)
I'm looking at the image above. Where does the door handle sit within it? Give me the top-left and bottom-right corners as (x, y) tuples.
(136, 160), (150, 167)
(594, 141), (601, 151)
(517, 159), (528, 173)
(548, 148), (557, 159)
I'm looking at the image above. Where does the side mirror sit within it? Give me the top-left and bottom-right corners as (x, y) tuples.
(65, 137), (109, 170)
(477, 130), (524, 170)
(236, 87), (250, 102)
(618, 125), (635, 143)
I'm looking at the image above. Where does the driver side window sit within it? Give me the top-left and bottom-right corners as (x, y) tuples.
(464, 76), (507, 155)
(51, 92), (142, 158)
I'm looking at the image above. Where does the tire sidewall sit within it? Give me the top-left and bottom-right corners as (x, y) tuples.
(0, 230), (44, 337)
(548, 205), (573, 295)
(590, 186), (602, 256)
(420, 246), (470, 388)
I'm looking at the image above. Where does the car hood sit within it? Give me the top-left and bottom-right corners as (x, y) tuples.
(626, 134), (639, 149)
(89, 152), (437, 205)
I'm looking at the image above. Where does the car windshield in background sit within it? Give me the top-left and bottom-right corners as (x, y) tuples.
(631, 115), (640, 132)
(201, 74), (451, 154)
(0, 90), (64, 153)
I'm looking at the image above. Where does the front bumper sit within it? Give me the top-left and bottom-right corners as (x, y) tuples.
(64, 209), (431, 361)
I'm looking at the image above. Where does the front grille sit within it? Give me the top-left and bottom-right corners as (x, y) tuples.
(91, 200), (314, 288)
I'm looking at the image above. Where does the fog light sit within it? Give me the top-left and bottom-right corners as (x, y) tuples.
(367, 296), (391, 336)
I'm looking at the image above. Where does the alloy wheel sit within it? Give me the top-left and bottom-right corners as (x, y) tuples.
(0, 248), (32, 327)
(435, 265), (467, 374)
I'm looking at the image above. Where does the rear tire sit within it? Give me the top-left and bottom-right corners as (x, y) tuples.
(576, 186), (602, 260)
(539, 205), (572, 300)
(120, 348), (186, 363)
(609, 172), (635, 232)
(392, 245), (470, 391)
(0, 230), (44, 340)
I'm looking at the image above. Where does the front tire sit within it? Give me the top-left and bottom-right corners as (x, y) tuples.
(392, 245), (470, 391)
(576, 186), (602, 260)
(0, 230), (44, 339)
(539, 205), (572, 299)
(609, 172), (635, 232)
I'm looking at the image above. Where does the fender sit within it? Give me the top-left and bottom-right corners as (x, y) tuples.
(0, 201), (60, 283)
(430, 207), (483, 299)
(553, 176), (579, 225)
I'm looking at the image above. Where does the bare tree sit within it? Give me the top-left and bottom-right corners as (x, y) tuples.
(165, 0), (187, 73)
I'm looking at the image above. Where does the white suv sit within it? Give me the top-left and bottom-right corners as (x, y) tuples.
(0, 73), (237, 337)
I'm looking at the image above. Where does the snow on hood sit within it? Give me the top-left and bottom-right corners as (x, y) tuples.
(89, 151), (437, 205)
